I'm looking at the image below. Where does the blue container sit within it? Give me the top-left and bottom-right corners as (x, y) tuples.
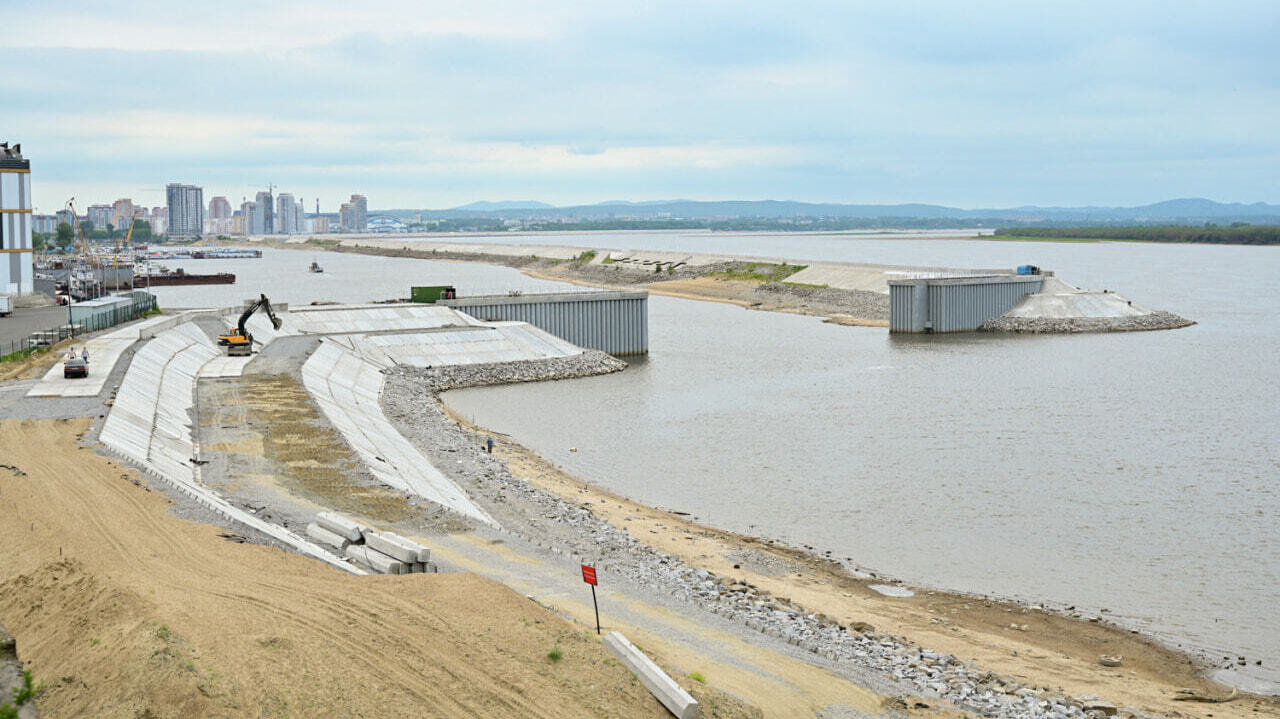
(1017, 265), (1038, 275)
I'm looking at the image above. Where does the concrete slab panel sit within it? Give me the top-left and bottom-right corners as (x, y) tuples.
(198, 355), (254, 378)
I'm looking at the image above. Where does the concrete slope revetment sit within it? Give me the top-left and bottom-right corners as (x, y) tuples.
(301, 339), (497, 526)
(99, 321), (361, 574)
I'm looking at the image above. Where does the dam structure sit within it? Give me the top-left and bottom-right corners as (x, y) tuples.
(889, 271), (1192, 334)
(889, 274), (1045, 333)
(438, 289), (648, 356)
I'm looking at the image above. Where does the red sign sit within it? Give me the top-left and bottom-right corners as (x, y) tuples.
(580, 564), (597, 586)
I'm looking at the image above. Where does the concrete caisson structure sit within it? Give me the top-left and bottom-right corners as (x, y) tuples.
(0, 145), (33, 295)
(440, 290), (648, 356)
(889, 274), (1044, 333)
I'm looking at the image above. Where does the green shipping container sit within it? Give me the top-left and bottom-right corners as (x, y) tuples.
(410, 285), (457, 303)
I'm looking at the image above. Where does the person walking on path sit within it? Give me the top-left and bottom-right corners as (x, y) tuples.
(486, 437), (494, 454)
(82, 347), (89, 363)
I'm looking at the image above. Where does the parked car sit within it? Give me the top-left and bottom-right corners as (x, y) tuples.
(63, 357), (89, 379)
(0, 294), (11, 316)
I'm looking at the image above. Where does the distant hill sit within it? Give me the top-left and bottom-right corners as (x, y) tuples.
(396, 197), (1279, 225)
(449, 200), (555, 212)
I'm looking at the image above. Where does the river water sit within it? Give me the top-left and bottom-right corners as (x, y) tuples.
(439, 232), (1280, 692)
(146, 236), (1278, 691)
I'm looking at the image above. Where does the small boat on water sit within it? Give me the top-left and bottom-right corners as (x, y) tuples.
(309, 260), (324, 273)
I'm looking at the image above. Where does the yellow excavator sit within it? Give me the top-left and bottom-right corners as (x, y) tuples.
(218, 294), (282, 356)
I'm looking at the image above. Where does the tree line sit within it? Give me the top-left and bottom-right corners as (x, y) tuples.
(993, 225), (1280, 245)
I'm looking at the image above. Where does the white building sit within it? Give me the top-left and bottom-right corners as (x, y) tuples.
(1, 143), (33, 294)
(166, 183), (204, 238)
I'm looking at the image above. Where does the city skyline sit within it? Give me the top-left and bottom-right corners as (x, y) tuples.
(4, 2), (1277, 211)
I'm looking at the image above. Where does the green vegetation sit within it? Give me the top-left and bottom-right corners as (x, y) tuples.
(712, 262), (806, 283)
(993, 225), (1280, 245)
(687, 671), (707, 683)
(156, 624), (171, 641)
(0, 345), (50, 364)
(1, 669), (42, 715)
(987, 235), (1103, 243)
(56, 222), (75, 246)
(546, 647), (564, 663)
(574, 250), (597, 265)
(601, 254), (614, 264)
(781, 281), (829, 289)
(305, 238), (341, 247)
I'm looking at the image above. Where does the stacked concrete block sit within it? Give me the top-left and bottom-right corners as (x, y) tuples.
(345, 544), (405, 574)
(306, 523), (353, 551)
(315, 511), (365, 543)
(313, 512), (434, 575)
(364, 530), (430, 564)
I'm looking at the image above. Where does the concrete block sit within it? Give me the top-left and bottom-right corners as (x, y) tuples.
(371, 530), (431, 562)
(364, 531), (420, 564)
(603, 632), (698, 719)
(344, 544), (404, 574)
(317, 512), (364, 542)
(306, 522), (351, 551)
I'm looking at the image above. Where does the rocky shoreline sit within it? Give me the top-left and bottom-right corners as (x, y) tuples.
(980, 311), (1195, 334)
(380, 356), (1169, 719)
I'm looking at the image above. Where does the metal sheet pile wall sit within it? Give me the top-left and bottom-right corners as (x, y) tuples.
(890, 277), (1043, 333)
(443, 291), (648, 355)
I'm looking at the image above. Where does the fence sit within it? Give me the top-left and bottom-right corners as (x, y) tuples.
(0, 294), (159, 362)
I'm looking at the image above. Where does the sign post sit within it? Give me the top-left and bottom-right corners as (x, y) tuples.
(581, 564), (600, 635)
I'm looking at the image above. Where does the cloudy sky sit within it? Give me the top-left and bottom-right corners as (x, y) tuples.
(4, 1), (1277, 212)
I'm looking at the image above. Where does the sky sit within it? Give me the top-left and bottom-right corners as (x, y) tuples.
(4, 0), (1278, 212)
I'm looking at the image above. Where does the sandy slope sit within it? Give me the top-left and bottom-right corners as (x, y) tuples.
(0, 418), (675, 719)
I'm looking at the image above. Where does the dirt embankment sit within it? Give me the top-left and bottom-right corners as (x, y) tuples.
(441, 408), (1278, 719)
(0, 418), (685, 719)
(246, 239), (893, 326)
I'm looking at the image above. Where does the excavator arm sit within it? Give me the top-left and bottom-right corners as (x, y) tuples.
(220, 294), (283, 353)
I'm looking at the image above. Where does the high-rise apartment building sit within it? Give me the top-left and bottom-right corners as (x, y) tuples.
(276, 193), (298, 234)
(166, 183), (204, 238)
(0, 142), (33, 295)
(339, 193), (368, 233)
(242, 200), (265, 235)
(254, 190), (274, 234)
(87, 204), (112, 230)
(33, 215), (56, 234)
(205, 196), (233, 235)
(110, 198), (134, 230)
(209, 196), (232, 219)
